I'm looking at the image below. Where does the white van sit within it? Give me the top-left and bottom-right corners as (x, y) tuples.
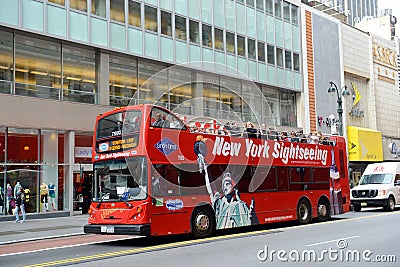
(351, 162), (400, 212)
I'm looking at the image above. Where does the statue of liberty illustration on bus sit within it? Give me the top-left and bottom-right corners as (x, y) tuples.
(194, 135), (257, 229)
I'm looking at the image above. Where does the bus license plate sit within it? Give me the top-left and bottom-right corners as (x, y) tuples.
(101, 226), (114, 233)
(361, 202), (367, 207)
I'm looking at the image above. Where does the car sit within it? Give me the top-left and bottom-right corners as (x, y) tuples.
(351, 162), (400, 212)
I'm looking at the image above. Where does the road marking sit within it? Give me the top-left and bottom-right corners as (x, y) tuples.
(24, 210), (400, 267)
(306, 235), (360, 247)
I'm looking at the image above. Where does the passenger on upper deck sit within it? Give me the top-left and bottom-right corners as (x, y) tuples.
(152, 113), (165, 127)
(243, 121), (258, 138)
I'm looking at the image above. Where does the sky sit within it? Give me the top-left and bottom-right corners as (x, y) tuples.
(378, 0), (400, 19)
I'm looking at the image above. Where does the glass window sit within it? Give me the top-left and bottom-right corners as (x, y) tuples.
(189, 20), (199, 44)
(267, 44), (275, 65)
(266, 0), (273, 15)
(63, 45), (97, 104)
(214, 28), (224, 51)
(109, 54), (138, 107)
(161, 11), (172, 36)
(48, 0), (65, 5)
(201, 0), (212, 23)
(110, 0), (125, 23)
(14, 34), (62, 100)
(280, 90), (296, 127)
(129, 1), (141, 27)
(291, 5), (298, 25)
(145, 5), (158, 32)
(0, 31), (13, 95)
(283, 1), (290, 22)
(258, 42), (265, 62)
(274, 0), (281, 18)
(92, 0), (106, 17)
(293, 53), (300, 71)
(237, 35), (245, 57)
(246, 0), (255, 8)
(70, 0), (87, 12)
(285, 50), (292, 69)
(138, 61), (167, 105)
(202, 24), (212, 47)
(276, 47), (283, 67)
(175, 0), (187, 16)
(256, 0), (264, 11)
(225, 0), (235, 31)
(237, 0), (244, 4)
(175, 15), (187, 41)
(248, 38), (256, 60)
(226, 31), (235, 54)
(202, 74), (220, 118)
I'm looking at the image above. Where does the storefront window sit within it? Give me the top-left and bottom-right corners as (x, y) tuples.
(109, 54), (138, 106)
(138, 61), (167, 106)
(14, 34), (62, 100)
(128, 1), (141, 27)
(280, 90), (296, 127)
(62, 45), (97, 104)
(92, 0), (106, 17)
(0, 30), (13, 95)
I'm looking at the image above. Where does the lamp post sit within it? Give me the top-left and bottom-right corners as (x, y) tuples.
(327, 81), (350, 136)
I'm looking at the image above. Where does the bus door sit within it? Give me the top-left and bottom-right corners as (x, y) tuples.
(150, 164), (189, 235)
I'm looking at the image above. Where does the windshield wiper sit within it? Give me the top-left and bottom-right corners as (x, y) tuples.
(96, 192), (109, 208)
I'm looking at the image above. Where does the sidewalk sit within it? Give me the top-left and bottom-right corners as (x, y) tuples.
(0, 212), (89, 245)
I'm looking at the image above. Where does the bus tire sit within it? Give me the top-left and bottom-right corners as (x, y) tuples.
(297, 198), (311, 224)
(384, 195), (395, 212)
(191, 207), (215, 238)
(317, 198), (331, 222)
(353, 204), (362, 212)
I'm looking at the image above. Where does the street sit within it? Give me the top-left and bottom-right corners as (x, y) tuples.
(1, 208), (398, 267)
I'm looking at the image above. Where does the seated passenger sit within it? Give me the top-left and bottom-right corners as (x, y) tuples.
(152, 113), (165, 127)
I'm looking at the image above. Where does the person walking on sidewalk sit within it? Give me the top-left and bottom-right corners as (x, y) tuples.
(14, 187), (26, 223)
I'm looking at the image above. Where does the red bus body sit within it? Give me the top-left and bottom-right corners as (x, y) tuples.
(84, 104), (350, 237)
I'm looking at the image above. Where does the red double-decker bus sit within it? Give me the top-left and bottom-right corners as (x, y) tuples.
(84, 104), (350, 237)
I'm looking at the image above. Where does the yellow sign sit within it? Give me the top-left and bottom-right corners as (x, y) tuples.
(351, 82), (361, 106)
(347, 126), (383, 161)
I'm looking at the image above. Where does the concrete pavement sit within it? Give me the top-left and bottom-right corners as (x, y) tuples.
(0, 212), (89, 245)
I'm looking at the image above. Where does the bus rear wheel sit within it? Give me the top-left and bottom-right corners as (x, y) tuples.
(191, 207), (214, 238)
(297, 199), (311, 224)
(317, 199), (331, 222)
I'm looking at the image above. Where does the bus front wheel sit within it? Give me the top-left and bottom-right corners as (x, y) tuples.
(191, 207), (215, 238)
(297, 198), (311, 224)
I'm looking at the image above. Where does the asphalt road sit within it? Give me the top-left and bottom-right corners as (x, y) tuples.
(2, 208), (399, 267)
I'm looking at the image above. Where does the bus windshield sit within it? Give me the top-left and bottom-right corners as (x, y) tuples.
(359, 173), (393, 185)
(96, 110), (142, 139)
(95, 157), (147, 201)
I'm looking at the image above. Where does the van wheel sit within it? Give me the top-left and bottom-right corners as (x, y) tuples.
(191, 207), (214, 238)
(353, 204), (361, 212)
(384, 196), (395, 212)
(317, 199), (331, 222)
(297, 199), (311, 224)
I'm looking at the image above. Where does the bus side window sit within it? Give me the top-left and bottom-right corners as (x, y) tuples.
(277, 167), (289, 191)
(395, 174), (400, 185)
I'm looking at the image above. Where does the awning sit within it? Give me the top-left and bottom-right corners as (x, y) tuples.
(347, 126), (383, 161)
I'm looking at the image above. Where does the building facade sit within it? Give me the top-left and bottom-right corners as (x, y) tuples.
(0, 0), (303, 215)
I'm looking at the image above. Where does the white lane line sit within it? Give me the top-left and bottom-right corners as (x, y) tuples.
(306, 235), (360, 247)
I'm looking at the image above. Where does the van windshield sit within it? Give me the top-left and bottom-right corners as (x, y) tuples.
(359, 173), (393, 185)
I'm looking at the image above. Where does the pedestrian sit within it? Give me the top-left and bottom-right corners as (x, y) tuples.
(14, 187), (26, 223)
(6, 183), (13, 215)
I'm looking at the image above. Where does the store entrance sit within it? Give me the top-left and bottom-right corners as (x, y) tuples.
(73, 164), (93, 214)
